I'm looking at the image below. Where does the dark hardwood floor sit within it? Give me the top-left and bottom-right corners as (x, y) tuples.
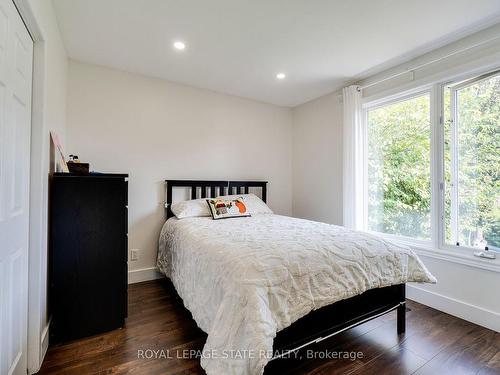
(38, 279), (500, 375)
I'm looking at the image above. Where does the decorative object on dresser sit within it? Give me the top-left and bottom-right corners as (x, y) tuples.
(66, 154), (90, 175)
(49, 131), (69, 172)
(50, 172), (128, 343)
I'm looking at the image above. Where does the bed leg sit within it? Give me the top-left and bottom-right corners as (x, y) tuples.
(397, 302), (406, 334)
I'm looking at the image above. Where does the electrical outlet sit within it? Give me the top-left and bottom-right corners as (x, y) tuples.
(130, 249), (139, 261)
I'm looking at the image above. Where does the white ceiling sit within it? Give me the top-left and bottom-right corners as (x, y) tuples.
(52, 0), (500, 107)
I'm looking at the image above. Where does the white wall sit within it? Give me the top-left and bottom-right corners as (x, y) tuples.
(292, 92), (343, 225)
(359, 23), (500, 100)
(22, 0), (68, 372)
(291, 24), (500, 332)
(407, 255), (500, 332)
(357, 24), (500, 332)
(66, 61), (292, 277)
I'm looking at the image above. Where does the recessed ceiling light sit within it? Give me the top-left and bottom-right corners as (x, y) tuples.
(173, 41), (186, 50)
(276, 73), (286, 80)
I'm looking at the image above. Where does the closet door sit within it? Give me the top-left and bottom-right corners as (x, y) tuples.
(0, 0), (33, 374)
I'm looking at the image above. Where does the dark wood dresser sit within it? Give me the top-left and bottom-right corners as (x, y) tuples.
(50, 173), (128, 343)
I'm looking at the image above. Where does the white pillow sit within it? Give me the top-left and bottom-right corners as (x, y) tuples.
(217, 193), (273, 215)
(169, 193), (272, 219)
(170, 198), (211, 219)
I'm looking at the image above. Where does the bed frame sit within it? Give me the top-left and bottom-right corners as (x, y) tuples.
(165, 179), (268, 218)
(164, 179), (406, 365)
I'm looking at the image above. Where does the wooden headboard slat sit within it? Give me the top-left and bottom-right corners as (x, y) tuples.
(165, 179), (268, 218)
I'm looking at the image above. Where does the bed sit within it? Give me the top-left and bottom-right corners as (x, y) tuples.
(157, 180), (436, 375)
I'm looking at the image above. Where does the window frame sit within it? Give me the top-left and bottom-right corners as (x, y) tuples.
(362, 87), (434, 247)
(439, 69), (500, 253)
(361, 68), (500, 262)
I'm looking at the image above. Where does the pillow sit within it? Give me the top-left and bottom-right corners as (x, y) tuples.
(206, 197), (251, 220)
(217, 193), (273, 215)
(170, 198), (211, 219)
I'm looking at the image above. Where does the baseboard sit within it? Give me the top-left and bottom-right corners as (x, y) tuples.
(128, 267), (163, 284)
(29, 321), (50, 374)
(40, 321), (49, 361)
(407, 284), (500, 332)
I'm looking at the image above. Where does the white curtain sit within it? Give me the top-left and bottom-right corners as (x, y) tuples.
(342, 85), (364, 230)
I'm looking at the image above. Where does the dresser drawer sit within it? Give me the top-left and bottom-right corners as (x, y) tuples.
(50, 173), (129, 343)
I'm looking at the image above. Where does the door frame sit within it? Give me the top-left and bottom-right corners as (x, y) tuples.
(12, 0), (47, 373)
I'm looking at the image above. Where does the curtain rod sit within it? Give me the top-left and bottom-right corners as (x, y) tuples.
(358, 33), (500, 91)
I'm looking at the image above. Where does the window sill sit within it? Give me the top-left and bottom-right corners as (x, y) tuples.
(409, 245), (500, 273)
(365, 231), (500, 273)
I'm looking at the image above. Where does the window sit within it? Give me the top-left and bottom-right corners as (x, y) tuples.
(444, 72), (500, 251)
(367, 94), (431, 239)
(362, 69), (499, 253)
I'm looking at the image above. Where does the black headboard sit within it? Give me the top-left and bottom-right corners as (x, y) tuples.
(165, 180), (268, 218)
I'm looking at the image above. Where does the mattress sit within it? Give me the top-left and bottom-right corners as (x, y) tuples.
(157, 214), (436, 375)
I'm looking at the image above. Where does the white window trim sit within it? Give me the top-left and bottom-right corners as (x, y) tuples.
(443, 69), (500, 249)
(390, 237), (500, 273)
(448, 82), (459, 246)
(431, 83), (442, 250)
(363, 87), (433, 240)
(360, 69), (500, 273)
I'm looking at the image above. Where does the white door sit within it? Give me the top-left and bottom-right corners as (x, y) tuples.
(0, 0), (33, 374)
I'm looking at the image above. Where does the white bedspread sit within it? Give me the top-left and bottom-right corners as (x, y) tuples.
(157, 214), (436, 375)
